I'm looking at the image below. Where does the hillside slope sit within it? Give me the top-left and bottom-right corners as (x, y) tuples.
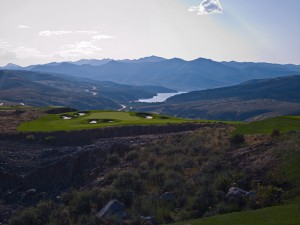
(167, 75), (300, 103)
(0, 70), (174, 109)
(132, 76), (300, 121)
(2, 114), (300, 225)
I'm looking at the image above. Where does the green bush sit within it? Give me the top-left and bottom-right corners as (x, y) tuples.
(69, 191), (96, 218)
(255, 184), (282, 208)
(271, 129), (280, 138)
(105, 170), (118, 184)
(230, 134), (245, 145)
(107, 154), (120, 165)
(45, 136), (55, 142)
(10, 207), (38, 225)
(125, 150), (139, 161)
(113, 171), (144, 194)
(26, 135), (35, 141)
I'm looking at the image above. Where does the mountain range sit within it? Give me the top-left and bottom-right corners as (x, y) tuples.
(2, 56), (300, 91)
(1, 56), (300, 121)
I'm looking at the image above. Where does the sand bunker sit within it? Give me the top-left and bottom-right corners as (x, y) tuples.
(62, 116), (72, 120)
(89, 120), (97, 124)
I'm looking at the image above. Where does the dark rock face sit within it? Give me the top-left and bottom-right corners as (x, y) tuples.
(96, 200), (125, 223)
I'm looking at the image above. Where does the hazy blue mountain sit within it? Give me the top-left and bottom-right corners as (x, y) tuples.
(118, 56), (166, 63)
(0, 70), (175, 109)
(67, 56), (165, 66)
(3, 57), (300, 91)
(70, 59), (112, 66)
(2, 63), (22, 69)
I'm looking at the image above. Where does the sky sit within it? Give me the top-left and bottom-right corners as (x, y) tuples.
(0, 0), (299, 66)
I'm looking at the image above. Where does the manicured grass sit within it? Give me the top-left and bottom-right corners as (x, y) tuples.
(233, 116), (300, 135)
(18, 111), (194, 132)
(169, 201), (300, 225)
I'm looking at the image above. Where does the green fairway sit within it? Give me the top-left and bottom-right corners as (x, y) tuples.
(18, 111), (192, 132)
(233, 116), (300, 135)
(169, 201), (300, 225)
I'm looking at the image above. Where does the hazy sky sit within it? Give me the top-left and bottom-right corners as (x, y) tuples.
(0, 0), (299, 66)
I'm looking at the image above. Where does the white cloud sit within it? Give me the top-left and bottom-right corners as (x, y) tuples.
(13, 46), (41, 58)
(38, 30), (115, 39)
(92, 35), (115, 40)
(55, 41), (102, 58)
(18, 25), (29, 29)
(0, 48), (17, 60)
(189, 0), (223, 15)
(0, 39), (50, 60)
(0, 39), (13, 48)
(0, 46), (48, 60)
(39, 30), (72, 37)
(75, 31), (99, 34)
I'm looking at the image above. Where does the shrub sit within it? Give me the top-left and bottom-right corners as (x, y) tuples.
(113, 171), (144, 194)
(107, 154), (120, 165)
(10, 207), (38, 225)
(105, 170), (118, 184)
(45, 136), (55, 142)
(255, 184), (282, 208)
(35, 201), (54, 224)
(271, 129), (280, 138)
(69, 191), (95, 217)
(230, 134), (245, 145)
(125, 150), (139, 161)
(26, 135), (35, 141)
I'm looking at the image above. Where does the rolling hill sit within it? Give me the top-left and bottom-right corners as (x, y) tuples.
(0, 70), (174, 110)
(131, 75), (300, 121)
(167, 75), (300, 103)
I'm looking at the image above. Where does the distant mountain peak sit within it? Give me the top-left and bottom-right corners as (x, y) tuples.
(191, 57), (214, 63)
(138, 55), (166, 62)
(169, 57), (186, 63)
(3, 63), (21, 69)
(117, 56), (166, 63)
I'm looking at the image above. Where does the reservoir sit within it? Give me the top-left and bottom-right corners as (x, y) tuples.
(138, 92), (185, 103)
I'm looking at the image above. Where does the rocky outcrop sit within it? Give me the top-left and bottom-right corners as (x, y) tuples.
(159, 192), (174, 201)
(0, 122), (226, 146)
(96, 200), (125, 223)
(226, 187), (256, 201)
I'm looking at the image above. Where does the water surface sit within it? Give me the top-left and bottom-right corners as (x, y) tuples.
(138, 92), (185, 103)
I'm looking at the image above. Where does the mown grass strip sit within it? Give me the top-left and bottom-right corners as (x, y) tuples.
(169, 201), (300, 225)
(233, 116), (300, 135)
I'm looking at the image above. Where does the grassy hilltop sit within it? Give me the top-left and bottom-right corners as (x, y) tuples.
(18, 110), (192, 132)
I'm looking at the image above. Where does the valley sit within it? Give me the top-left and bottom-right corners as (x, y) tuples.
(1, 0), (300, 224)
(0, 57), (300, 225)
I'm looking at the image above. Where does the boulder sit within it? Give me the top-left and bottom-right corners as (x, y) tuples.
(226, 187), (256, 200)
(140, 216), (156, 225)
(159, 192), (174, 201)
(25, 188), (37, 196)
(96, 199), (125, 223)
